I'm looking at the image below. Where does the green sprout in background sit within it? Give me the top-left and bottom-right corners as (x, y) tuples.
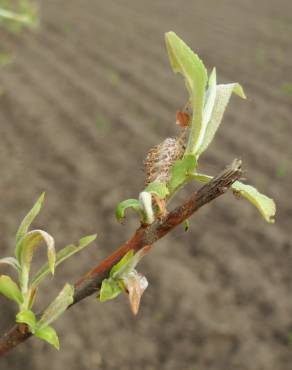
(0, 0), (39, 32)
(0, 193), (96, 349)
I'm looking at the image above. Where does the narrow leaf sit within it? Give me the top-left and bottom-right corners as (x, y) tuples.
(99, 279), (123, 302)
(115, 199), (143, 221)
(16, 192), (45, 248)
(232, 181), (276, 223)
(0, 257), (21, 271)
(165, 31), (208, 156)
(38, 284), (74, 329)
(197, 83), (246, 156)
(0, 275), (23, 304)
(16, 309), (37, 332)
(31, 234), (96, 288)
(35, 325), (60, 350)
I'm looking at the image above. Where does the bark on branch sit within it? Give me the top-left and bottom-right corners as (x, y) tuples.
(0, 159), (242, 356)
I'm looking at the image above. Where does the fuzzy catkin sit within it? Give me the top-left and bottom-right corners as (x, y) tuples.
(144, 129), (187, 185)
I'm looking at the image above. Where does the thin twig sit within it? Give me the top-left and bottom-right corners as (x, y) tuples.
(0, 159), (242, 356)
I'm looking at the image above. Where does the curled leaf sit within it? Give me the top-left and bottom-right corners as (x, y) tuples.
(0, 275), (23, 305)
(18, 229), (56, 292)
(115, 199), (143, 222)
(232, 181), (276, 223)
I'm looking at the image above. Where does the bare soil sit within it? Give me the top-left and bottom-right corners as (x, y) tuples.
(0, 0), (292, 369)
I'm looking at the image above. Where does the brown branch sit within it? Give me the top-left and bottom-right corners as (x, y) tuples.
(0, 159), (242, 356)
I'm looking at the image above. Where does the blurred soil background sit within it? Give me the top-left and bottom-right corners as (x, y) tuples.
(0, 0), (292, 369)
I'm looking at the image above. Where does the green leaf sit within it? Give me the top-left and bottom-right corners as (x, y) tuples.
(99, 279), (123, 302)
(203, 68), (217, 127)
(0, 275), (23, 304)
(0, 257), (21, 271)
(115, 199), (143, 221)
(232, 181), (276, 223)
(197, 83), (246, 157)
(168, 154), (197, 193)
(110, 250), (134, 278)
(15, 193), (45, 254)
(18, 230), (55, 292)
(16, 309), (37, 332)
(38, 284), (74, 329)
(165, 31), (208, 156)
(35, 325), (60, 350)
(144, 182), (169, 199)
(31, 234), (97, 288)
(192, 173), (276, 224)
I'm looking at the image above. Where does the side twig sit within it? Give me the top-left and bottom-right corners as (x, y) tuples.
(0, 159), (242, 356)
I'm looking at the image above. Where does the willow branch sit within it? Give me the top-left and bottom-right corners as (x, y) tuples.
(0, 159), (242, 356)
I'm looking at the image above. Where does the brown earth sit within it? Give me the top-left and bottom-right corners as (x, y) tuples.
(0, 0), (291, 369)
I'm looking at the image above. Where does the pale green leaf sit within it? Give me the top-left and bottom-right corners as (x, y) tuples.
(0, 257), (21, 271)
(168, 154), (197, 193)
(110, 250), (134, 278)
(192, 173), (276, 223)
(18, 229), (55, 291)
(115, 199), (143, 221)
(31, 234), (97, 288)
(138, 192), (154, 224)
(197, 83), (246, 156)
(165, 32), (208, 156)
(232, 181), (276, 223)
(99, 279), (123, 302)
(15, 193), (45, 253)
(144, 182), (169, 199)
(38, 284), (74, 329)
(0, 275), (23, 304)
(16, 309), (37, 332)
(203, 68), (217, 128)
(35, 325), (60, 350)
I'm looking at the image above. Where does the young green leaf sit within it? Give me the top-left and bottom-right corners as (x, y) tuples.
(110, 250), (135, 278)
(0, 257), (21, 271)
(16, 309), (37, 332)
(192, 173), (276, 223)
(15, 192), (45, 248)
(168, 154), (197, 193)
(203, 68), (217, 128)
(0, 275), (23, 304)
(165, 31), (208, 156)
(144, 182), (169, 199)
(115, 199), (143, 222)
(197, 83), (246, 157)
(232, 181), (276, 223)
(99, 279), (123, 302)
(37, 284), (74, 329)
(35, 325), (60, 350)
(31, 234), (97, 288)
